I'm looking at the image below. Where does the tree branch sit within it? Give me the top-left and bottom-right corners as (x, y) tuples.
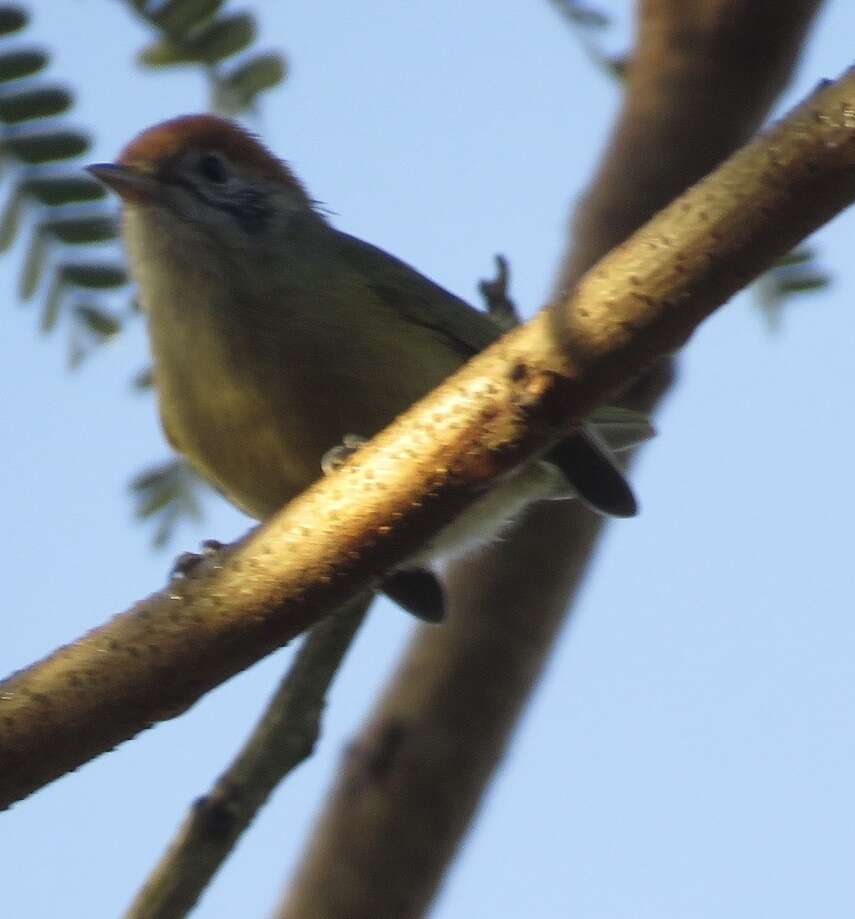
(1, 53), (849, 814)
(276, 4), (826, 917)
(559, 0), (825, 289)
(121, 597), (369, 919)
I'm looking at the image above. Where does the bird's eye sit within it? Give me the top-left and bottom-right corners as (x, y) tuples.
(197, 153), (228, 184)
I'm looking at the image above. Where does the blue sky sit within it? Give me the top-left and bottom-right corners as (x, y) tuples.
(2, 2), (854, 917)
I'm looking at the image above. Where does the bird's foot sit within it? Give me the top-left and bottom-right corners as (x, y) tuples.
(321, 434), (368, 475)
(170, 538), (226, 580)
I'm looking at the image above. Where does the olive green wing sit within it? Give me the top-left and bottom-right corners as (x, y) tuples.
(335, 232), (639, 517)
(335, 232), (500, 354)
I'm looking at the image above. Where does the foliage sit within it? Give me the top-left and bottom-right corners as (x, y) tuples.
(0, 4), (126, 367)
(549, 0), (627, 79)
(129, 0), (287, 114)
(129, 458), (206, 547)
(754, 245), (831, 331)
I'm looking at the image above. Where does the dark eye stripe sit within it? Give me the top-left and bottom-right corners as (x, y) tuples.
(221, 187), (273, 233)
(171, 173), (274, 235)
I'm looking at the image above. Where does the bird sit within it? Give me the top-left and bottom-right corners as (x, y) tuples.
(88, 115), (649, 622)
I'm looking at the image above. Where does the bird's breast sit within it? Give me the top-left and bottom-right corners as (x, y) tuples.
(144, 276), (459, 521)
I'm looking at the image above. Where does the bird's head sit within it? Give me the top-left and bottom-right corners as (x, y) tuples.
(88, 115), (316, 253)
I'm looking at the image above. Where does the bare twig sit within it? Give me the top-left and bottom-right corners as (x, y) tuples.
(122, 597), (369, 919)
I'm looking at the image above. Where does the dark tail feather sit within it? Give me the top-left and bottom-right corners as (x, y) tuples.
(549, 427), (638, 518)
(382, 568), (446, 623)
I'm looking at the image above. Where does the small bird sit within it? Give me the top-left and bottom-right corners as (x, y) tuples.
(89, 115), (648, 622)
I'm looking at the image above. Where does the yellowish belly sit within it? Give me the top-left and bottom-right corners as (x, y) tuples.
(152, 309), (464, 521)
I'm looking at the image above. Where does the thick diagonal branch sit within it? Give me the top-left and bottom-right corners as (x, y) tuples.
(1, 55), (849, 813)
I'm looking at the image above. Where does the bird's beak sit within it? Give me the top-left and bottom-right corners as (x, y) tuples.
(86, 163), (160, 202)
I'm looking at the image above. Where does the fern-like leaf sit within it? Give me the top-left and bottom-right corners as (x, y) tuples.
(127, 0), (287, 114)
(754, 245), (832, 332)
(0, 5), (127, 360)
(130, 459), (206, 548)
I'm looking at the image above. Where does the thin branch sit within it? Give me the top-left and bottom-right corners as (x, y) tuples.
(2, 60), (854, 811)
(122, 597), (369, 919)
(275, 3), (827, 917)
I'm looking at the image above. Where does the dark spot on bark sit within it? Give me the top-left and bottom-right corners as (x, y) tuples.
(367, 720), (407, 782)
(509, 360), (528, 383)
(194, 793), (238, 838)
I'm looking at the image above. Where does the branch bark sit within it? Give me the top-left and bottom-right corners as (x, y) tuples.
(276, 4), (826, 917)
(0, 32), (843, 815)
(559, 0), (825, 289)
